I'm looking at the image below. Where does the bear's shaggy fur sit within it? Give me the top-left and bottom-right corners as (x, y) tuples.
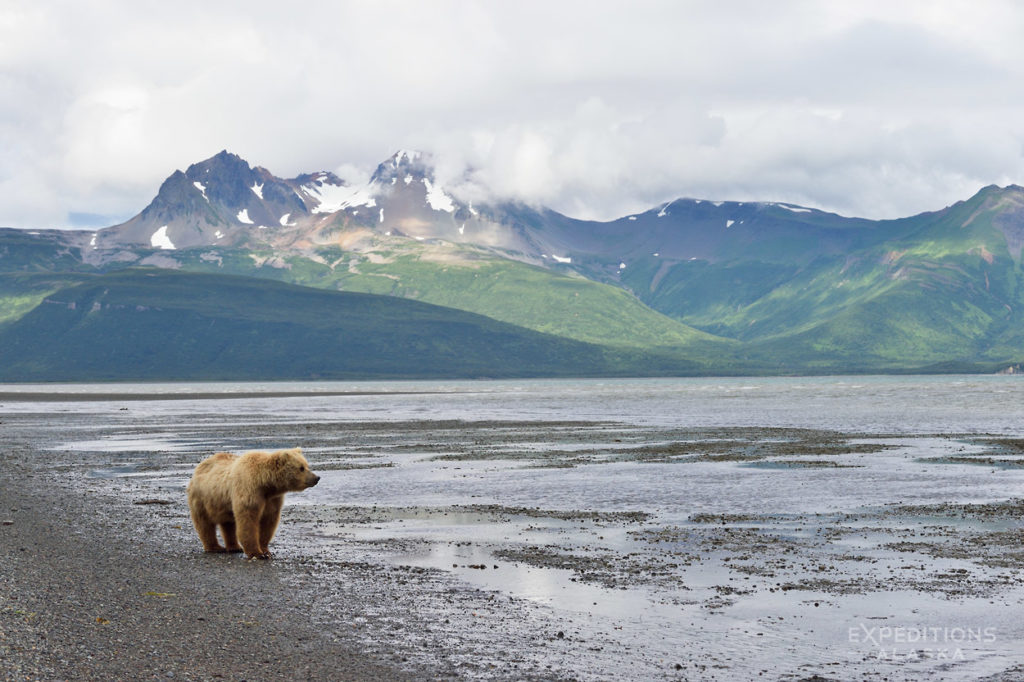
(187, 447), (320, 559)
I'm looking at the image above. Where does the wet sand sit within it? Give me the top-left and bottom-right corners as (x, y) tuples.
(0, 426), (407, 680)
(4, 387), (1024, 680)
(1, 406), (640, 681)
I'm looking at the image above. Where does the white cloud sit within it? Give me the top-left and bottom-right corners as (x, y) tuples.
(2, 0), (1024, 228)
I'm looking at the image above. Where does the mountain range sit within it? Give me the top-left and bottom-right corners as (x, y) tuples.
(1, 149), (1022, 379)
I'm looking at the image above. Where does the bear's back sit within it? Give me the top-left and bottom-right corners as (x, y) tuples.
(193, 451), (237, 476)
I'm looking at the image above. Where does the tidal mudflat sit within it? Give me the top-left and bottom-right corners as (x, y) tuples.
(3, 377), (1024, 680)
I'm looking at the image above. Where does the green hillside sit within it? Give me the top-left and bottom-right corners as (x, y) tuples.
(0, 269), (690, 381)
(0, 273), (89, 327)
(746, 274), (1016, 372)
(609, 187), (1024, 372)
(3, 184), (1024, 377)
(171, 241), (727, 351)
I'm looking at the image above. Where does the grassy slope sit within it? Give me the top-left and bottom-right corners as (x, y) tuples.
(616, 190), (1024, 371)
(746, 279), (1009, 371)
(172, 243), (730, 351)
(0, 272), (91, 327)
(757, 266), (1021, 371)
(343, 256), (723, 348)
(4, 186), (1023, 375)
(0, 269), (717, 381)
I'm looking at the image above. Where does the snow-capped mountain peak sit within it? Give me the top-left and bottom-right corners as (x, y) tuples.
(293, 171), (369, 214)
(370, 149), (435, 185)
(93, 150), (495, 253)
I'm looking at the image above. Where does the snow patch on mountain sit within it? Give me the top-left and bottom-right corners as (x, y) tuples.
(780, 204), (812, 213)
(279, 213), (291, 226)
(193, 182), (209, 201)
(422, 178), (455, 212)
(251, 182), (264, 200)
(304, 175), (375, 213)
(336, 186), (377, 212)
(394, 150), (420, 165)
(237, 209), (254, 224)
(151, 226), (175, 250)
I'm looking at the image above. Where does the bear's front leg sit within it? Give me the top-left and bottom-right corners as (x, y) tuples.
(258, 497), (285, 556)
(233, 499), (269, 559)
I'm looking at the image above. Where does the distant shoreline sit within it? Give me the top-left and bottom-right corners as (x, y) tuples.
(0, 390), (435, 402)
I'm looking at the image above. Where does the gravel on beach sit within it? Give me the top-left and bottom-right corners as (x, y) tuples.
(0, 437), (406, 682)
(0, 409), (593, 682)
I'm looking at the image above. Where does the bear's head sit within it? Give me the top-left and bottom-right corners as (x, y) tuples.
(273, 448), (321, 492)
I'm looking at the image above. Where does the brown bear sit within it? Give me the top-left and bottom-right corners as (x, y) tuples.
(187, 447), (320, 559)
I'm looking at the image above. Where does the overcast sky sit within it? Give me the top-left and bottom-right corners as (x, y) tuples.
(3, 0), (1024, 229)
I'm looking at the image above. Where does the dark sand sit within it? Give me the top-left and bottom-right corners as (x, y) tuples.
(0, 433), (407, 681)
(0, 408), (591, 681)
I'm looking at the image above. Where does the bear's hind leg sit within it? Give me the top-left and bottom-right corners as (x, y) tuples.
(220, 521), (244, 553)
(191, 510), (226, 553)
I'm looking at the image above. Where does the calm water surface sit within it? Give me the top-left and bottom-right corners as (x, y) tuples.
(5, 374), (1023, 432)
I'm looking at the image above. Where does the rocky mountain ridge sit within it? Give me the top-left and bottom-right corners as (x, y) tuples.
(3, 150), (1024, 376)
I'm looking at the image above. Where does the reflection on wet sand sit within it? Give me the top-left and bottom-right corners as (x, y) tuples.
(30, 377), (1024, 679)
